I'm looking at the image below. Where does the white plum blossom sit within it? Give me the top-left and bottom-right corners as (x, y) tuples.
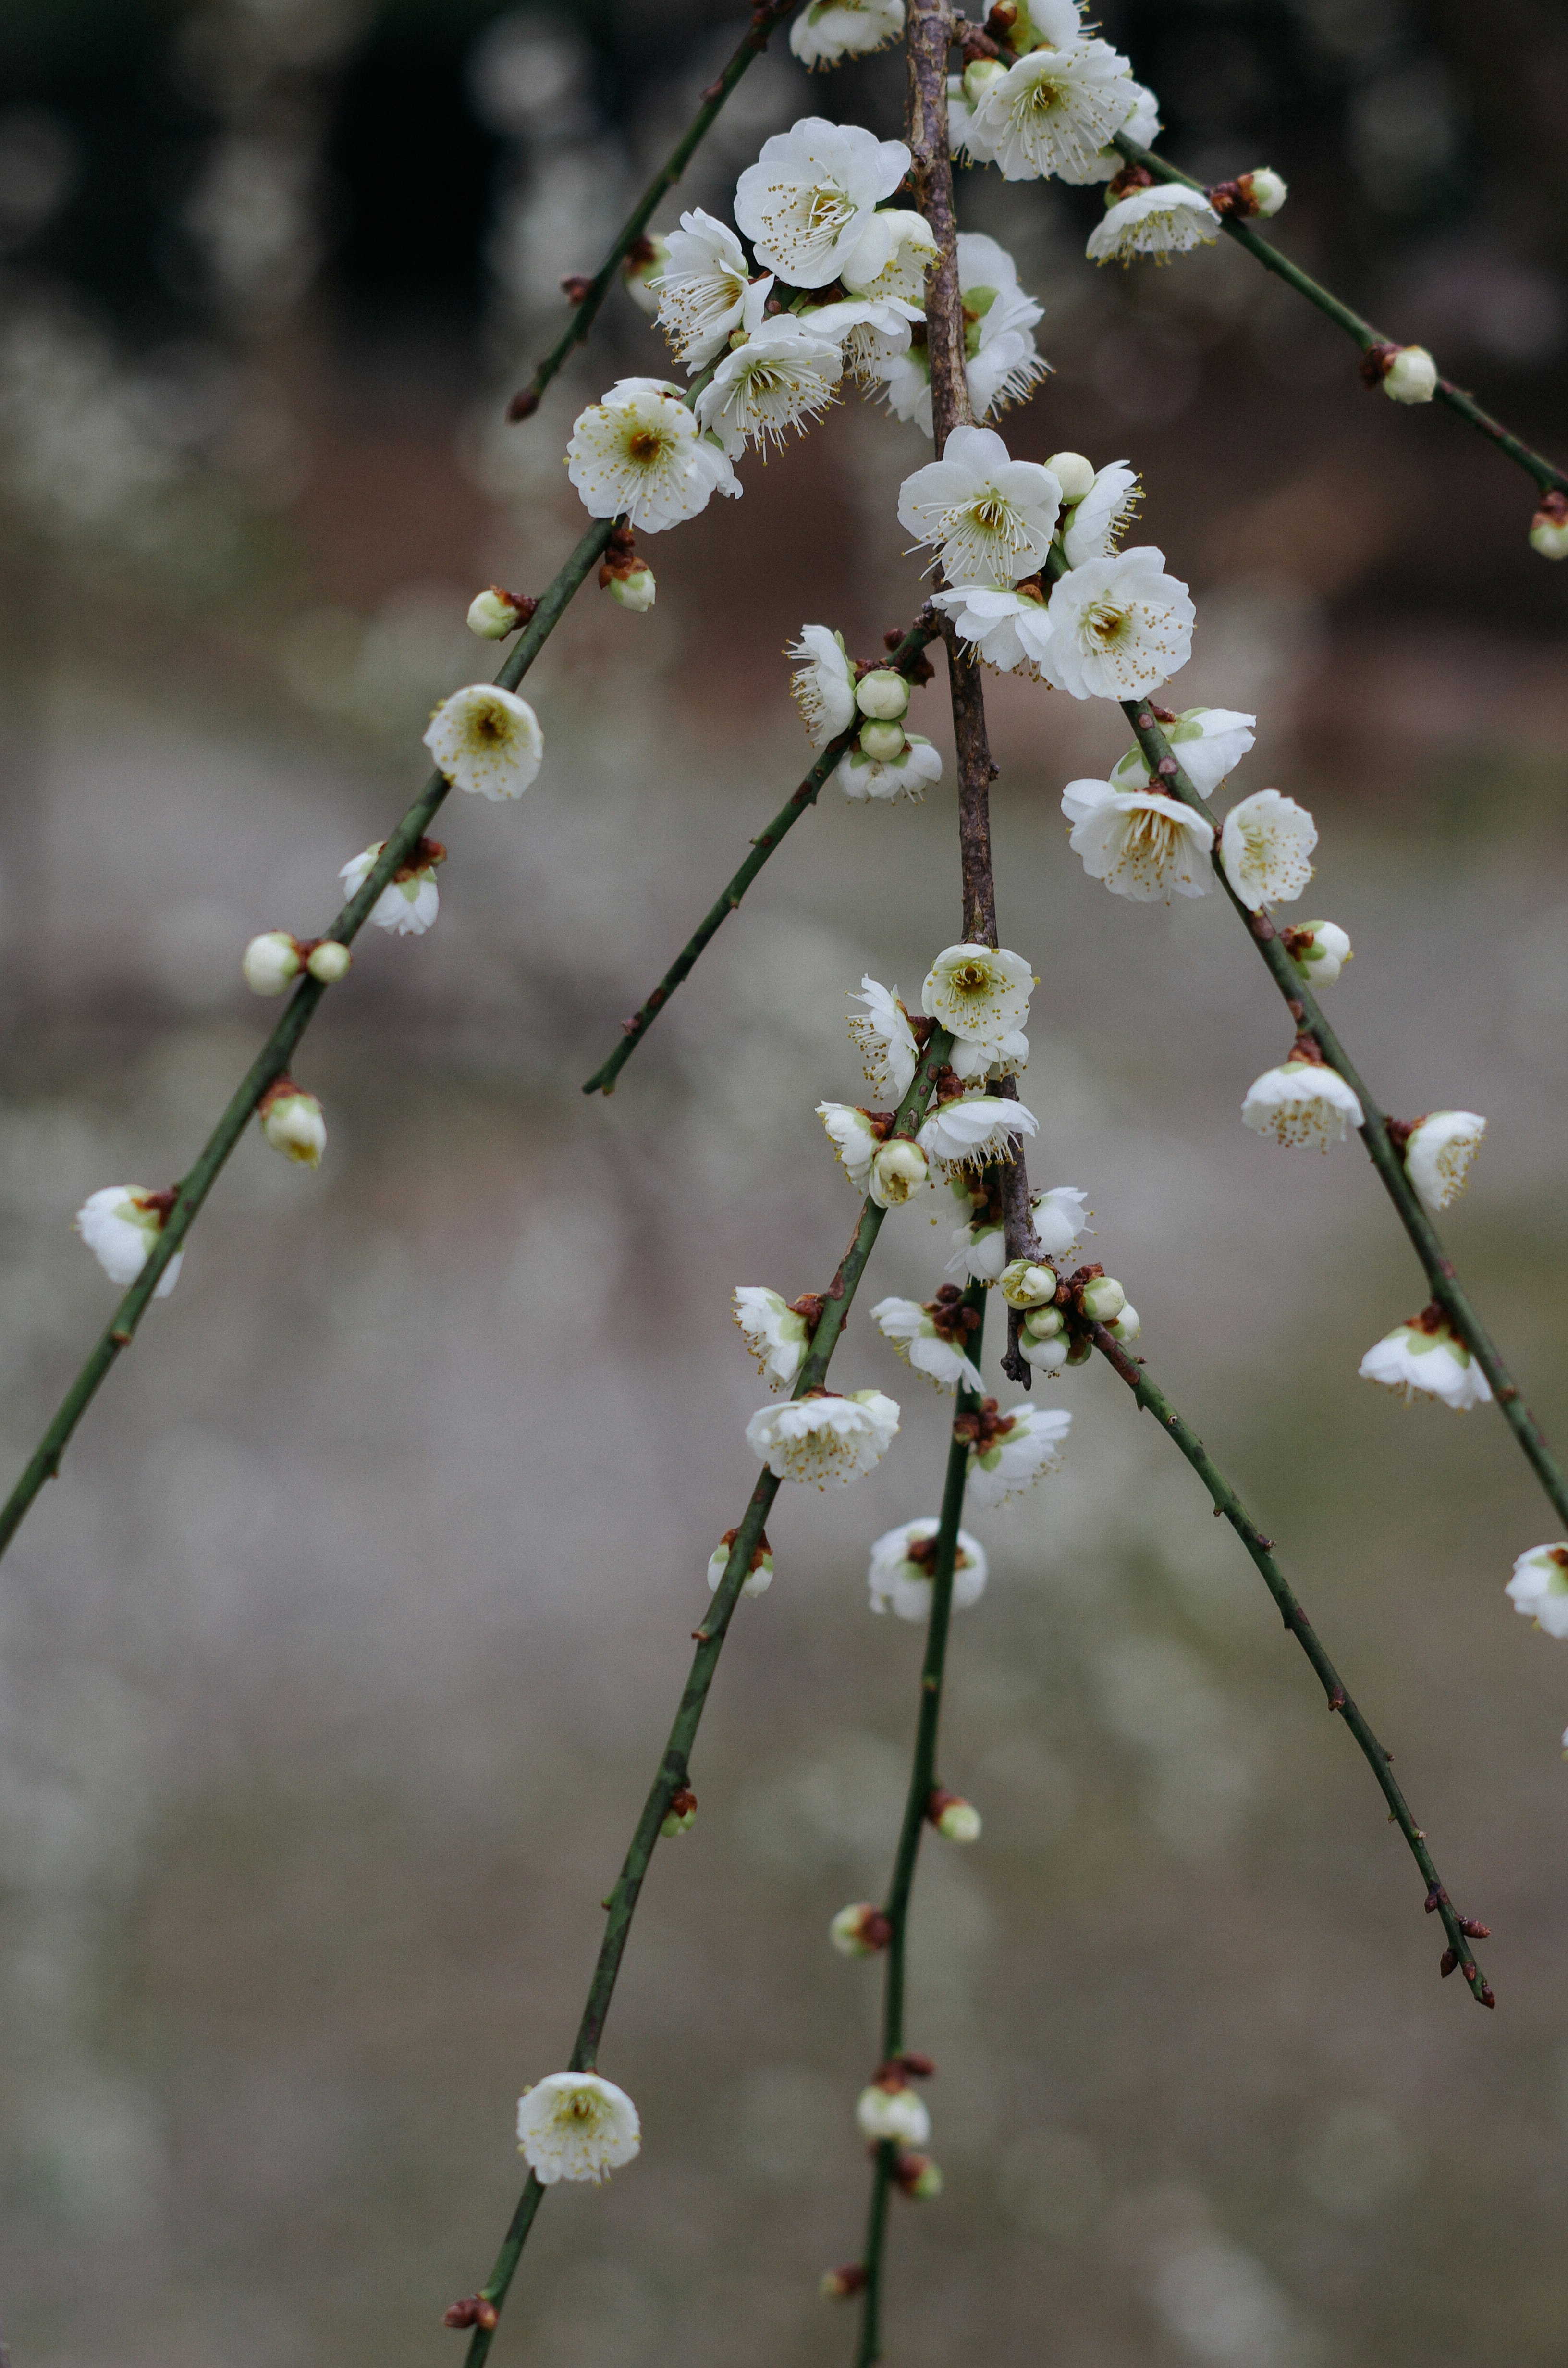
(1358, 1312), (1492, 1411)
(242, 931), (301, 994)
(800, 292), (921, 383)
(623, 234), (669, 318)
(918, 1092), (1038, 1174)
(1083, 79), (1161, 178)
(74, 1187), (183, 1298)
(340, 839), (441, 936)
(1059, 459), (1140, 567)
(1087, 183), (1222, 265)
(790, 0), (906, 67)
(708, 1528), (775, 1600)
(732, 1285), (813, 1390)
(836, 735), (942, 802)
(1036, 546), (1194, 699)
(868, 1518), (988, 1622)
(734, 117), (910, 290)
(566, 378), (739, 531)
(1404, 1111), (1486, 1214)
(652, 210), (752, 369)
(1283, 918), (1352, 987)
(877, 230), (1048, 435)
(1062, 777), (1214, 901)
(869, 1138), (929, 1207)
(1382, 345), (1437, 404)
(839, 207), (940, 303)
(746, 1388), (900, 1485)
(424, 684), (543, 800)
(1219, 789), (1317, 910)
(921, 942), (1033, 1048)
(948, 1026), (1028, 1081)
(1506, 1543), (1568, 1639)
(897, 423), (1061, 586)
(1242, 1058), (1363, 1149)
(1030, 1184), (1089, 1261)
(967, 41), (1141, 183)
(789, 625), (857, 746)
(872, 1294), (984, 1394)
(930, 580), (1052, 676)
(857, 2079), (931, 2144)
(1108, 706), (1255, 800)
(945, 1208), (1008, 1281)
(516, 2072), (641, 2186)
(467, 586), (525, 638)
(848, 976), (920, 1101)
(259, 1084), (326, 1168)
(817, 1101), (883, 1189)
(695, 282), (843, 455)
(962, 1400), (1073, 1510)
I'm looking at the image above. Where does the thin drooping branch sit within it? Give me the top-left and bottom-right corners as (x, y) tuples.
(1090, 1323), (1494, 2006)
(1116, 698), (1568, 1536)
(1111, 132), (1568, 500)
(505, 0), (801, 423)
(454, 1026), (956, 2364)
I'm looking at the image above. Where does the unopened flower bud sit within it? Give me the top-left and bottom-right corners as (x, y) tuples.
(1382, 344), (1437, 404)
(608, 565), (656, 612)
(1020, 1331), (1068, 1371)
(623, 231), (669, 317)
(831, 1902), (892, 1957)
(258, 1080), (326, 1168)
(1046, 450), (1096, 504)
(306, 939), (352, 984)
(856, 667), (911, 722)
(1282, 917), (1353, 986)
(895, 2152), (943, 2200)
(857, 2080), (931, 2147)
(1022, 1304), (1062, 1339)
(929, 1789), (981, 1843)
(467, 586), (524, 639)
(1108, 1303), (1140, 1343)
(1000, 1258), (1056, 1307)
(1529, 493), (1568, 560)
(870, 1137), (929, 1209)
(1065, 1333), (1094, 1366)
(821, 2265), (867, 2302)
(1237, 168), (1286, 217)
(962, 56), (1008, 105)
(242, 931), (302, 996)
(859, 718), (907, 763)
(1079, 1274), (1126, 1322)
(660, 1785), (698, 1838)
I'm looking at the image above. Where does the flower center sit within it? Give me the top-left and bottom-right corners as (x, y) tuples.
(625, 427), (669, 464)
(1023, 75), (1066, 117)
(806, 182), (855, 240)
(1084, 598), (1132, 649)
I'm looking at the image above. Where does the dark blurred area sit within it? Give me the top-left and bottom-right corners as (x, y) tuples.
(0, 5), (1566, 2368)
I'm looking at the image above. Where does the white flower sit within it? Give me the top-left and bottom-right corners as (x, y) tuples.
(74, 1186), (183, 1298)
(872, 1293), (984, 1394)
(1282, 919), (1352, 987)
(791, 0), (906, 67)
(999, 1258), (1056, 1308)
(1382, 345), (1437, 404)
(789, 625), (857, 747)
(694, 282), (843, 456)
(734, 117), (910, 290)
(746, 1388), (900, 1486)
(516, 2072), (640, 2186)
(897, 423), (1061, 586)
(1404, 1111), (1485, 1214)
(870, 1139), (930, 1208)
(1087, 183), (1222, 265)
(1036, 546), (1194, 700)
(945, 1212), (1008, 1281)
(1242, 1058), (1363, 1149)
(930, 580), (1052, 676)
(566, 378), (739, 532)
(1059, 460), (1140, 567)
(652, 210), (751, 369)
(733, 1285), (813, 1390)
(868, 1518), (988, 1622)
(817, 1101), (884, 1188)
(948, 1027), (1028, 1081)
(1062, 777), (1214, 901)
(921, 942), (1033, 1048)
(424, 684), (543, 800)
(857, 2079), (931, 2145)
(918, 1092), (1038, 1174)
(340, 839), (441, 936)
(1506, 1542), (1568, 1640)
(799, 293), (920, 384)
(962, 1400), (1072, 1509)
(708, 1526), (775, 1600)
(242, 930), (301, 995)
(838, 208), (940, 304)
(1031, 1184), (1089, 1261)
(836, 734), (942, 802)
(1219, 788), (1317, 910)
(1082, 79), (1161, 178)
(968, 41), (1140, 184)
(259, 1083), (326, 1168)
(1107, 705), (1256, 800)
(875, 230), (1047, 435)
(848, 976), (920, 1101)
(1358, 1312), (1492, 1411)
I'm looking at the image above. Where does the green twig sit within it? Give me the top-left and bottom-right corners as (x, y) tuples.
(1091, 1323), (1494, 2006)
(1111, 133), (1568, 499)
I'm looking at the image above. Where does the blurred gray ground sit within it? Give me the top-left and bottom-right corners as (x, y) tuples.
(2, 3), (1568, 2365)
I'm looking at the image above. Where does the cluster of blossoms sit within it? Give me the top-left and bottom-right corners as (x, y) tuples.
(789, 628), (942, 802)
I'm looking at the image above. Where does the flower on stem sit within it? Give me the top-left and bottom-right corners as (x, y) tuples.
(1036, 546), (1194, 699)
(734, 117), (911, 290)
(1529, 492), (1568, 561)
(1281, 917), (1352, 986)
(817, 1101), (889, 1189)
(1108, 705), (1255, 799)
(856, 2077), (931, 2146)
(870, 1138), (930, 1208)
(258, 1078), (326, 1168)
(1081, 79), (1161, 178)
(1374, 343), (1438, 404)
(921, 943), (1034, 1048)
(965, 42), (1141, 182)
(791, 0), (906, 66)
(918, 1090), (1038, 1175)
(340, 837), (443, 936)
(1402, 1110), (1485, 1214)
(566, 377), (739, 530)
(1505, 1542), (1568, 1639)
(1221, 167), (1288, 217)
(424, 684), (543, 801)
(876, 230), (1048, 436)
(1061, 777), (1214, 901)
(707, 1525), (775, 1600)
(75, 1186), (183, 1297)
(746, 1388), (901, 1486)
(928, 1788), (980, 1843)
(789, 625), (857, 746)
(839, 208), (941, 303)
(999, 1258), (1056, 1307)
(848, 976), (922, 1100)
(598, 525), (655, 611)
(1219, 788), (1317, 910)
(515, 2072), (640, 2186)
(898, 424), (1062, 586)
(930, 579), (1052, 677)
(831, 1901), (892, 1956)
(1031, 1184), (1089, 1260)
(660, 1784), (698, 1837)
(868, 1518), (989, 1622)
(956, 1397), (1073, 1510)
(1358, 1306), (1492, 1411)
(732, 1285), (817, 1390)
(622, 231), (669, 318)
(652, 211), (752, 369)
(466, 585), (533, 639)
(1241, 1042), (1363, 1149)
(1087, 183), (1221, 266)
(872, 1288), (984, 1393)
(856, 668), (911, 721)
(948, 1027), (1028, 1082)
(1058, 458), (1141, 568)
(944, 1176), (1008, 1282)
(242, 930), (302, 995)
(836, 735), (943, 802)
(695, 283), (843, 456)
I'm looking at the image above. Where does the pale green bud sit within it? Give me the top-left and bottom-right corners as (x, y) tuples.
(242, 931), (302, 996)
(935, 1798), (981, 1843)
(1079, 1275), (1126, 1322)
(1239, 167), (1287, 217)
(855, 668), (911, 722)
(467, 586), (523, 638)
(1022, 1304), (1063, 1339)
(1382, 345), (1436, 404)
(1530, 506), (1568, 561)
(609, 565), (656, 612)
(1000, 1258), (1056, 1308)
(306, 940), (352, 984)
(859, 718), (907, 763)
(1046, 450), (1095, 504)
(870, 1138), (929, 1209)
(962, 57), (1008, 105)
(1108, 1303), (1140, 1343)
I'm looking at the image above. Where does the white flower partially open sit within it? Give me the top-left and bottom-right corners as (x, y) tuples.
(1358, 1312), (1492, 1411)
(799, 292), (921, 384)
(788, 625), (857, 747)
(734, 117), (910, 289)
(968, 41), (1140, 183)
(1059, 459), (1140, 567)
(857, 2078), (932, 2143)
(930, 581), (1052, 676)
(516, 2072), (640, 2186)
(1031, 1184), (1089, 1260)
(868, 1518), (988, 1622)
(898, 423), (1061, 587)
(1242, 1059), (1363, 1149)
(817, 1101), (884, 1189)
(1283, 918), (1352, 986)
(340, 839), (441, 935)
(918, 1092), (1038, 1174)
(839, 207), (940, 304)
(872, 1294), (984, 1394)
(566, 378), (739, 532)
(259, 1084), (326, 1168)
(1108, 705), (1256, 799)
(424, 684), (543, 801)
(652, 210), (752, 369)
(1087, 183), (1221, 266)
(708, 1528), (775, 1600)
(1062, 777), (1214, 901)
(791, 0), (906, 67)
(1404, 1110), (1485, 1213)
(1037, 546), (1194, 699)
(948, 1026), (1028, 1081)
(695, 283), (843, 455)
(746, 1388), (900, 1485)
(733, 1285), (813, 1391)
(848, 976), (920, 1101)
(75, 1186), (183, 1297)
(1506, 1542), (1568, 1639)
(963, 1401), (1073, 1510)
(836, 735), (942, 802)
(921, 942), (1034, 1047)
(876, 230), (1048, 436)
(1219, 788), (1317, 910)
(1082, 79), (1161, 179)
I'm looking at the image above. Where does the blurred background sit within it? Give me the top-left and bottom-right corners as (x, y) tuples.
(0, 0), (1566, 2363)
